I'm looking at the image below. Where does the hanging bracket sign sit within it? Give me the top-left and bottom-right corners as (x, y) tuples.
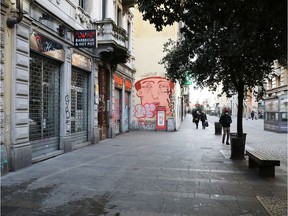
(74, 30), (96, 48)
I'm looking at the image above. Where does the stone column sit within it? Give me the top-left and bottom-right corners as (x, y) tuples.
(8, 16), (33, 171)
(59, 47), (72, 152)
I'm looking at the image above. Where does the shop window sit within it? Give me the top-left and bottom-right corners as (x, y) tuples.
(281, 113), (287, 121)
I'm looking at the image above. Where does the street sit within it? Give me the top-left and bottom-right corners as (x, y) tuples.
(1, 115), (287, 216)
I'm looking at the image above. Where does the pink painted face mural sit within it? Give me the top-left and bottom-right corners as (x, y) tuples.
(134, 76), (175, 118)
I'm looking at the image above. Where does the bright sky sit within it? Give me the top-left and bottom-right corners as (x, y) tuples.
(189, 84), (215, 105)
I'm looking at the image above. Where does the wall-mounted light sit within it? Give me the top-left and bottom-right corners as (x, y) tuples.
(39, 13), (53, 21)
(58, 25), (67, 37)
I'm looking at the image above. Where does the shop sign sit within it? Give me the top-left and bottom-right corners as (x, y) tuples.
(74, 30), (96, 48)
(114, 74), (123, 89)
(125, 79), (132, 92)
(30, 31), (65, 61)
(72, 52), (92, 71)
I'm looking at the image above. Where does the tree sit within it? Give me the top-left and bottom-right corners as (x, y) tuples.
(137, 0), (287, 136)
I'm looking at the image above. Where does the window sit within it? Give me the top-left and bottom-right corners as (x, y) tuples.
(276, 75), (281, 87)
(79, 0), (87, 10)
(127, 21), (131, 51)
(117, 7), (122, 26)
(268, 79), (272, 89)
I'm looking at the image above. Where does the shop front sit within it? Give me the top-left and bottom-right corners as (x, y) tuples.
(114, 73), (123, 134)
(264, 95), (288, 133)
(29, 32), (64, 160)
(71, 52), (92, 148)
(123, 79), (132, 132)
(113, 74), (132, 134)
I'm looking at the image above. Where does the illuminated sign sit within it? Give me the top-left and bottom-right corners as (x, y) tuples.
(74, 30), (96, 48)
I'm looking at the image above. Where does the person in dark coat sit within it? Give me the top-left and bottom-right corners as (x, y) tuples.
(193, 111), (201, 129)
(251, 110), (255, 120)
(219, 111), (232, 145)
(200, 112), (207, 129)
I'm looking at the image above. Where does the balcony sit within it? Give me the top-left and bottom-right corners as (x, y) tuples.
(95, 19), (129, 64)
(122, 0), (136, 11)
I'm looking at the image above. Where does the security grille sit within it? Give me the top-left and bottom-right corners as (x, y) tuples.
(29, 53), (60, 141)
(71, 70), (88, 134)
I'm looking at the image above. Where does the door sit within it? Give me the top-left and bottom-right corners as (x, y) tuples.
(98, 67), (109, 140)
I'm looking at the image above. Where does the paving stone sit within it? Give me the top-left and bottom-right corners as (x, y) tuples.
(1, 115), (286, 216)
(256, 196), (287, 216)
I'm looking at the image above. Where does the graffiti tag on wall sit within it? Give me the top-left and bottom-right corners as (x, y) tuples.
(132, 120), (156, 130)
(65, 94), (70, 133)
(98, 95), (106, 112)
(134, 103), (156, 118)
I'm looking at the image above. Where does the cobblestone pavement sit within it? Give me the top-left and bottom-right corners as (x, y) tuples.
(207, 115), (288, 168)
(1, 115), (287, 216)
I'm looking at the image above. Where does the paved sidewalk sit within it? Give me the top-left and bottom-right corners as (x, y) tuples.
(1, 115), (287, 216)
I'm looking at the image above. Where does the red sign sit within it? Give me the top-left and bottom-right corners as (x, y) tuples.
(125, 79), (132, 92)
(74, 30), (96, 48)
(114, 74), (123, 89)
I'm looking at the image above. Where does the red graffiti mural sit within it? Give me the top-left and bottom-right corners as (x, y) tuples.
(134, 76), (174, 118)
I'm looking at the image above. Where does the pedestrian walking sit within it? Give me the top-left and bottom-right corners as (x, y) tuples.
(193, 111), (201, 129)
(200, 112), (208, 129)
(251, 110), (255, 120)
(219, 111), (232, 145)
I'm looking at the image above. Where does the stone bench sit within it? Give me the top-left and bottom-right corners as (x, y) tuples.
(246, 149), (280, 177)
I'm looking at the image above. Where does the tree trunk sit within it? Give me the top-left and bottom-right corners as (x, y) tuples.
(237, 86), (244, 136)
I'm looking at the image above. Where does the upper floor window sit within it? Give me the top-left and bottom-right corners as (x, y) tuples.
(79, 0), (87, 10)
(268, 79), (272, 89)
(276, 75), (281, 87)
(116, 7), (122, 26)
(127, 21), (131, 51)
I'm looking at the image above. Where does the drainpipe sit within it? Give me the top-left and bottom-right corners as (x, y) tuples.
(7, 0), (23, 28)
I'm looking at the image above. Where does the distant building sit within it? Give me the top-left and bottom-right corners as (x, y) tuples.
(132, 9), (184, 131)
(263, 60), (288, 132)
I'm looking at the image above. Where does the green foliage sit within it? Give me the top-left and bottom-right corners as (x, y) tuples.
(137, 0), (287, 135)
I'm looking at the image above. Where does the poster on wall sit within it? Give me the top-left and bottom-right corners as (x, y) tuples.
(157, 111), (165, 126)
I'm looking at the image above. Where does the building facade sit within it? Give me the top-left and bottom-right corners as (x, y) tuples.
(132, 9), (182, 131)
(1, 0), (136, 174)
(263, 61), (288, 132)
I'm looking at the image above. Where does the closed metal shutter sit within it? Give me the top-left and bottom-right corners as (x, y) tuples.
(29, 53), (60, 159)
(123, 92), (130, 132)
(71, 69), (89, 148)
(114, 89), (121, 134)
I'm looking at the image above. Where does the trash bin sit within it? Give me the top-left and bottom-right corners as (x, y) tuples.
(230, 133), (247, 159)
(214, 122), (222, 135)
